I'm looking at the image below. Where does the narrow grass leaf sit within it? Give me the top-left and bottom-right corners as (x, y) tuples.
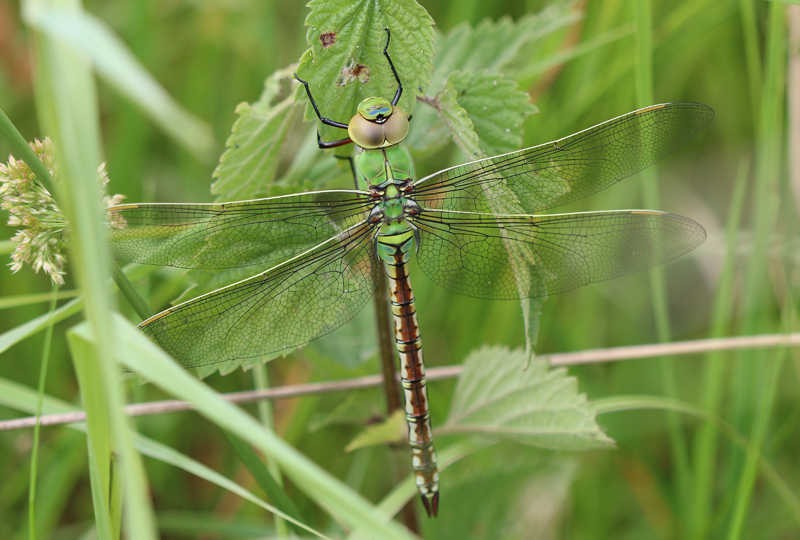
(66, 331), (115, 540)
(0, 264), (154, 354)
(224, 431), (306, 534)
(28, 285), (59, 540)
(689, 157), (750, 540)
(596, 394), (800, 529)
(75, 314), (418, 540)
(22, 5), (214, 158)
(0, 290), (79, 309)
(0, 377), (327, 539)
(28, 0), (159, 535)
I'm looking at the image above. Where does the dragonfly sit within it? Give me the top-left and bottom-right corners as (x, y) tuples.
(108, 29), (713, 518)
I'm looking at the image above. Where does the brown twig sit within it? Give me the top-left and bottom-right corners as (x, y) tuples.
(2, 333), (800, 432)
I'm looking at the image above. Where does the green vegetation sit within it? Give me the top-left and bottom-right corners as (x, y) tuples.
(0, 0), (797, 539)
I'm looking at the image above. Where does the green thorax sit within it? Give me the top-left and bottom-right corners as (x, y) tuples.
(374, 177), (416, 265)
(355, 144), (415, 190)
(355, 143), (419, 262)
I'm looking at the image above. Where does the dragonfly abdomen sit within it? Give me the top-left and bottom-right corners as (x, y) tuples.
(377, 229), (440, 517)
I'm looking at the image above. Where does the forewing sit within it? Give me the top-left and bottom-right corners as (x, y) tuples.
(138, 222), (377, 367)
(414, 210), (706, 300)
(108, 190), (372, 269)
(413, 103), (714, 215)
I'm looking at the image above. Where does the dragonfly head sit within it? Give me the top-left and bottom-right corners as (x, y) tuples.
(349, 96), (409, 149)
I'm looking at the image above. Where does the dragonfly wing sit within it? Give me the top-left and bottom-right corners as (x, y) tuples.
(412, 103), (713, 214)
(137, 222), (378, 367)
(108, 190), (372, 269)
(414, 210), (706, 300)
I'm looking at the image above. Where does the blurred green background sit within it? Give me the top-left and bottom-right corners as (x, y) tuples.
(0, 0), (797, 538)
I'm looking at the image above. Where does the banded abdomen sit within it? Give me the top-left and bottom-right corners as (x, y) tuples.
(375, 225), (440, 517)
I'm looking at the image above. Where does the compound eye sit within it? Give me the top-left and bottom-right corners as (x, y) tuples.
(348, 114), (384, 149)
(382, 106), (409, 145)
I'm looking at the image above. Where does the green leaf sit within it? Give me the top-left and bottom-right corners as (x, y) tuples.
(408, 70), (537, 159)
(419, 74), (540, 353)
(345, 409), (406, 452)
(426, 79), (482, 160)
(296, 0), (434, 144)
(406, 5), (576, 156)
(446, 70), (538, 156)
(429, 4), (580, 92)
(442, 346), (614, 450)
(211, 67), (301, 200)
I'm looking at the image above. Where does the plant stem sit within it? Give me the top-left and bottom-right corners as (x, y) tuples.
(111, 263), (152, 320)
(28, 283), (58, 540)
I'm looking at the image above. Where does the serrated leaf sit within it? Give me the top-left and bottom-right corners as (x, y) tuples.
(345, 409), (406, 452)
(406, 4), (575, 154)
(429, 79), (482, 160)
(425, 72), (541, 356)
(406, 69), (539, 157)
(296, 0), (434, 144)
(211, 66), (301, 200)
(446, 70), (538, 156)
(429, 3), (580, 93)
(192, 351), (288, 379)
(443, 346), (614, 450)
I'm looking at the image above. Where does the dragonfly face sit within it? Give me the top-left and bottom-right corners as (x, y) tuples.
(348, 97), (409, 149)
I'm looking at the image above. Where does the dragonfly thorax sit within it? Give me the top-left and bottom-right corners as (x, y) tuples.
(355, 142), (415, 190)
(348, 97), (409, 149)
(368, 179), (421, 226)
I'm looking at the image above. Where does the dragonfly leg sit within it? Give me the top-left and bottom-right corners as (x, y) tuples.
(334, 154), (360, 189)
(382, 28), (403, 106)
(294, 72), (350, 133)
(318, 132), (353, 149)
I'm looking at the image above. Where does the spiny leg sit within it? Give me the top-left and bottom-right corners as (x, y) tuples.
(294, 72), (352, 148)
(382, 28), (403, 106)
(334, 154), (360, 189)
